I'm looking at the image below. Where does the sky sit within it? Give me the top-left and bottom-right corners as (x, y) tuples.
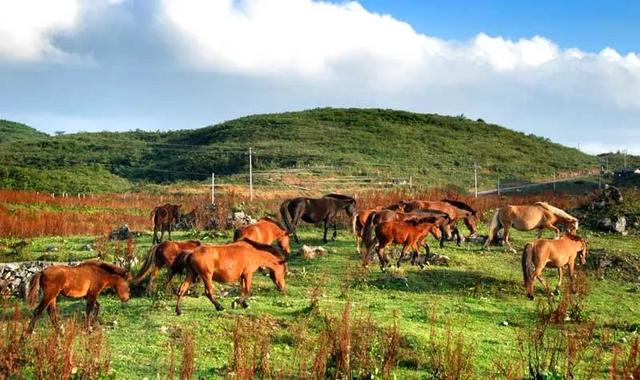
(0, 0), (639, 154)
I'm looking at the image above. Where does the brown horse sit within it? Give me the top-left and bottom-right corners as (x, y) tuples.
(361, 209), (451, 259)
(175, 239), (286, 315)
(395, 199), (479, 246)
(374, 216), (443, 271)
(27, 261), (131, 332)
(233, 217), (291, 255)
(151, 203), (181, 244)
(521, 234), (588, 299)
(131, 240), (202, 291)
(352, 207), (383, 254)
(484, 202), (579, 252)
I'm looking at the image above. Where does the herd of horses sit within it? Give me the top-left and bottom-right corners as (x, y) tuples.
(26, 193), (590, 332)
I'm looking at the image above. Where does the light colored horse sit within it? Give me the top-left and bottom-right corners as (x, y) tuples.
(521, 234), (588, 299)
(484, 202), (578, 252)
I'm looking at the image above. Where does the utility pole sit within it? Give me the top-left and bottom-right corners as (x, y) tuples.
(249, 147), (253, 201)
(599, 164), (604, 189)
(211, 172), (215, 205)
(473, 162), (478, 198)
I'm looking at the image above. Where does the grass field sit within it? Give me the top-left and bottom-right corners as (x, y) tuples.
(2, 220), (639, 378)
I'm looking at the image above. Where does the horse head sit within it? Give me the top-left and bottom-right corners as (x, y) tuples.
(171, 204), (182, 222)
(578, 238), (588, 265)
(115, 279), (130, 302)
(269, 261), (286, 292)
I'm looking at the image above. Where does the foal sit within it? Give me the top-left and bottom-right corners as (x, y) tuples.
(233, 217), (291, 255)
(521, 234), (588, 299)
(374, 216), (442, 271)
(131, 240), (202, 291)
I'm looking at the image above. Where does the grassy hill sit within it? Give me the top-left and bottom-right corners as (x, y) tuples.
(0, 108), (598, 193)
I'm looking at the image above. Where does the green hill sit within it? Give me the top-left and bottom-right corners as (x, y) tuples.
(0, 120), (48, 143)
(0, 108), (598, 193)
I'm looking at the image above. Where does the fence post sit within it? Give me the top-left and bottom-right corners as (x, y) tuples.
(474, 162), (478, 198)
(211, 172), (215, 205)
(249, 147), (253, 201)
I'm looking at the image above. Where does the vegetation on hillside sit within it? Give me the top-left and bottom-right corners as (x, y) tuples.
(0, 109), (598, 193)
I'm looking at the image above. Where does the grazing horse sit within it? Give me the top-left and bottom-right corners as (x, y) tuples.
(175, 239), (286, 315)
(279, 194), (356, 243)
(374, 216), (443, 271)
(394, 199), (479, 247)
(522, 234), (588, 299)
(233, 217), (291, 255)
(131, 240), (202, 291)
(484, 202), (579, 252)
(27, 261), (131, 332)
(151, 203), (181, 244)
(361, 209), (451, 259)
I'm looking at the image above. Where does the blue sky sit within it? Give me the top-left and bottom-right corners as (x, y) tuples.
(0, 0), (639, 154)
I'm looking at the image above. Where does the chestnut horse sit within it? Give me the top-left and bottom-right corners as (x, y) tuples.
(175, 239), (286, 315)
(361, 209), (451, 259)
(522, 234), (588, 299)
(233, 217), (291, 255)
(395, 199), (479, 247)
(151, 203), (181, 244)
(374, 216), (443, 271)
(131, 240), (202, 291)
(27, 261), (131, 332)
(484, 202), (579, 252)
(279, 193), (356, 243)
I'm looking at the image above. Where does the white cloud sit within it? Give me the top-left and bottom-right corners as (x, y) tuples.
(160, 0), (640, 103)
(0, 0), (80, 62)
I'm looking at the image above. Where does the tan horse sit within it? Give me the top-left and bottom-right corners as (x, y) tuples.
(233, 217), (291, 255)
(131, 240), (202, 291)
(484, 202), (579, 252)
(175, 239), (286, 315)
(374, 216), (443, 271)
(27, 261), (131, 332)
(521, 234), (588, 299)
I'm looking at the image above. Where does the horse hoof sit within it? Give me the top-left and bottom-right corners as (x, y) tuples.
(553, 288), (561, 296)
(527, 295), (534, 300)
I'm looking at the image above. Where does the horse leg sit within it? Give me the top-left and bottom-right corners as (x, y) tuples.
(203, 276), (224, 311)
(146, 266), (160, 293)
(152, 224), (158, 244)
(568, 263), (576, 294)
(452, 225), (462, 246)
(555, 267), (563, 295)
(290, 206), (304, 244)
(536, 228), (544, 239)
(168, 223), (172, 241)
(439, 225), (449, 248)
(323, 219), (329, 243)
(46, 302), (59, 330)
(233, 274), (252, 309)
(502, 223), (516, 253)
(397, 244), (410, 268)
(159, 227), (165, 243)
(377, 246), (388, 272)
(93, 300), (101, 319)
(332, 221), (338, 240)
(85, 296), (97, 329)
(175, 274), (193, 316)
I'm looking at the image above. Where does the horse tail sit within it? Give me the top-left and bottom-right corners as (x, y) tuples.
(27, 272), (41, 306)
(522, 243), (535, 288)
(351, 212), (359, 239)
(362, 211), (380, 256)
(150, 207), (157, 228)
(486, 209), (501, 244)
(279, 199), (295, 234)
(131, 244), (160, 285)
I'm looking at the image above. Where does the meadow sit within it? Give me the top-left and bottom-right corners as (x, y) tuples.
(1, 188), (639, 379)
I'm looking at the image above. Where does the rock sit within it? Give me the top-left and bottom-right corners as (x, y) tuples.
(109, 224), (133, 240)
(600, 216), (627, 234)
(501, 321), (509, 327)
(81, 244), (93, 251)
(298, 245), (327, 259)
(45, 245), (58, 252)
(227, 211), (256, 228)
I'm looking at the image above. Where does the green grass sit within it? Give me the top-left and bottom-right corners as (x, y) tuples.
(3, 224), (639, 378)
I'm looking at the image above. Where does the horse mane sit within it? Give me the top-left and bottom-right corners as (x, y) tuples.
(239, 238), (286, 261)
(81, 260), (130, 279)
(442, 199), (477, 215)
(563, 233), (585, 242)
(534, 202), (577, 221)
(260, 216), (288, 232)
(406, 216), (438, 226)
(323, 193), (355, 202)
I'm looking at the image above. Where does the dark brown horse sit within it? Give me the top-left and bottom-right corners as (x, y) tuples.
(175, 239), (286, 315)
(27, 261), (131, 332)
(375, 216), (443, 271)
(233, 217), (291, 255)
(131, 240), (202, 291)
(151, 203), (181, 244)
(279, 193), (356, 243)
(394, 199), (479, 247)
(522, 234), (588, 299)
(361, 209), (451, 259)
